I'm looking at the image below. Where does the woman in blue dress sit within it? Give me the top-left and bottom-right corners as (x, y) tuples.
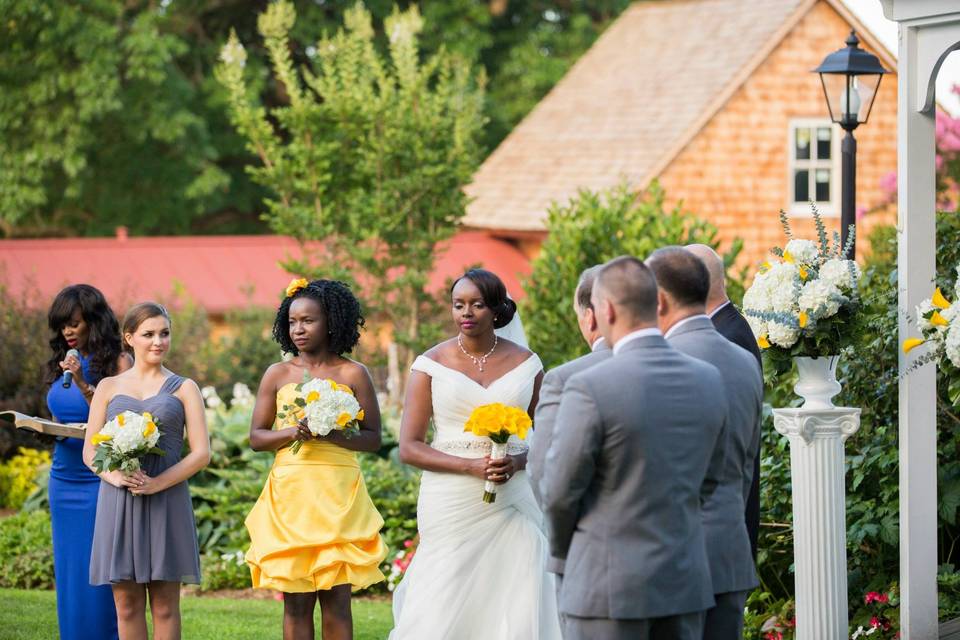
(45, 285), (131, 640)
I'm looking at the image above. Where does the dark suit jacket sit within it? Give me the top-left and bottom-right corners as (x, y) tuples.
(711, 301), (762, 560)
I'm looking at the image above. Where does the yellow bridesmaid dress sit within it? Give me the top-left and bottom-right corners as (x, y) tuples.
(245, 383), (387, 592)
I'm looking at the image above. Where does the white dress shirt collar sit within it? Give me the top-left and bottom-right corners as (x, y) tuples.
(664, 314), (711, 340)
(612, 327), (662, 355)
(591, 336), (606, 352)
(708, 300), (731, 319)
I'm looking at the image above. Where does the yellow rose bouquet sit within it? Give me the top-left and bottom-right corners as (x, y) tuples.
(91, 410), (164, 474)
(464, 403), (532, 503)
(278, 378), (364, 454)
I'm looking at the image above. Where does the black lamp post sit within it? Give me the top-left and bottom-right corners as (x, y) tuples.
(813, 31), (888, 257)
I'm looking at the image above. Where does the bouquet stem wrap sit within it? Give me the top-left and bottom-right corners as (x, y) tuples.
(483, 441), (508, 503)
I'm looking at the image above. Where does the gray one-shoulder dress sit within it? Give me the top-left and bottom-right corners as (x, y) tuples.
(89, 374), (201, 585)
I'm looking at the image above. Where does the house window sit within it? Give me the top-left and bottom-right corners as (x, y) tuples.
(788, 119), (840, 216)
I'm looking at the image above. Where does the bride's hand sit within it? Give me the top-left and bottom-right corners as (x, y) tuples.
(465, 456), (491, 480)
(486, 455), (518, 484)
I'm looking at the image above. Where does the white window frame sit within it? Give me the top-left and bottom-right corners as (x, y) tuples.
(786, 118), (841, 217)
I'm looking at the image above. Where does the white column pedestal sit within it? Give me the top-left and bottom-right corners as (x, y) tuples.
(773, 407), (861, 640)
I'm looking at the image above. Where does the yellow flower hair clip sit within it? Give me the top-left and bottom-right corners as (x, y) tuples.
(285, 278), (309, 298)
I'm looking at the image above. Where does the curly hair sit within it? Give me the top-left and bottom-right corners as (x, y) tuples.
(272, 279), (364, 356)
(45, 285), (124, 386)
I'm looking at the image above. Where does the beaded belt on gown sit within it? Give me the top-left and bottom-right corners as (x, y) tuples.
(431, 439), (529, 458)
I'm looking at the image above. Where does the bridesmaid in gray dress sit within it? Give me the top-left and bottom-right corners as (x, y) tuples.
(82, 302), (210, 640)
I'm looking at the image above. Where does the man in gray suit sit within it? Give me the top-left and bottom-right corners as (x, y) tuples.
(540, 256), (728, 640)
(647, 247), (763, 639)
(529, 265), (612, 598)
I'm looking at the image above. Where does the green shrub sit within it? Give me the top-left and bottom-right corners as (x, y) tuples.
(0, 447), (50, 509)
(522, 181), (742, 369)
(200, 551), (252, 591)
(0, 284), (50, 418)
(0, 510), (53, 589)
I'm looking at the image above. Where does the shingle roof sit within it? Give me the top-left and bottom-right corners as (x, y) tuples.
(0, 231), (532, 314)
(463, 0), (813, 232)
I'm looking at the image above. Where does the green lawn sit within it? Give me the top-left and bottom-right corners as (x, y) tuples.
(0, 589), (393, 640)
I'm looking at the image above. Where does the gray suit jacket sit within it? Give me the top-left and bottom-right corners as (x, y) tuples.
(667, 316), (763, 595)
(529, 341), (612, 574)
(541, 335), (728, 620)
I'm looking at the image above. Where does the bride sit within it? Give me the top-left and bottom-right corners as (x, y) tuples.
(390, 269), (562, 639)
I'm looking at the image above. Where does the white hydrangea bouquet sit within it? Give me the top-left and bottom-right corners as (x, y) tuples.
(91, 410), (164, 474)
(743, 210), (861, 377)
(278, 377), (364, 454)
(902, 269), (960, 400)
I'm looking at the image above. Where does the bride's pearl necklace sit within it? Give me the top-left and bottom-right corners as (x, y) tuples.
(458, 334), (497, 372)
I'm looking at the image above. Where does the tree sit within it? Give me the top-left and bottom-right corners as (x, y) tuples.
(0, 1), (260, 236)
(216, 1), (485, 391)
(522, 182), (740, 369)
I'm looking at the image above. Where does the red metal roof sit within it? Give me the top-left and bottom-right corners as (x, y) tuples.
(0, 232), (531, 314)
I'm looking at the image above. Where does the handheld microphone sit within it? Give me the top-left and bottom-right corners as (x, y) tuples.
(62, 348), (80, 389)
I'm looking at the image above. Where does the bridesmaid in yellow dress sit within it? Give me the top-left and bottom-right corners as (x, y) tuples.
(245, 278), (387, 640)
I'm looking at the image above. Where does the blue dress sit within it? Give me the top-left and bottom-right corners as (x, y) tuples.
(46, 354), (119, 640)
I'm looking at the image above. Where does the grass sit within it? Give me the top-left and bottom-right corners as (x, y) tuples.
(0, 589), (393, 640)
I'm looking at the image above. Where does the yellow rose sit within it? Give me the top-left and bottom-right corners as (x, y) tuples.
(357, 409), (365, 421)
(117, 414), (126, 427)
(782, 250), (795, 264)
(336, 383), (353, 395)
(305, 390), (320, 403)
(328, 380), (338, 391)
(142, 421), (157, 437)
(285, 278), (309, 298)
(798, 312), (809, 329)
(336, 412), (352, 427)
(92, 433), (112, 445)
(143, 412), (153, 422)
(758, 335), (771, 349)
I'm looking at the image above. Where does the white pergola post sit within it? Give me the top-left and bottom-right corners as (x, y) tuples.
(879, 2), (960, 637)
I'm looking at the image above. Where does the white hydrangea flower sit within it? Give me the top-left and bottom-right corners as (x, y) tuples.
(798, 279), (842, 319)
(201, 385), (222, 409)
(746, 315), (768, 340)
(765, 262), (800, 312)
(231, 382), (253, 407)
(767, 321), (799, 348)
(299, 379), (362, 438)
(743, 274), (773, 313)
(102, 411), (159, 454)
(819, 258), (860, 292)
(946, 324), (960, 368)
(941, 303), (960, 324)
(785, 239), (820, 265)
(916, 299), (936, 332)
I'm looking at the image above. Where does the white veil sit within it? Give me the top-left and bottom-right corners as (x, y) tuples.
(494, 295), (529, 349)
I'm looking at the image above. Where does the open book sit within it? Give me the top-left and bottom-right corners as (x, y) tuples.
(0, 410), (85, 440)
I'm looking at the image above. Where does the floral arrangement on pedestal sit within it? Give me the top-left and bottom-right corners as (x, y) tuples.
(903, 269), (960, 405)
(742, 209), (861, 382)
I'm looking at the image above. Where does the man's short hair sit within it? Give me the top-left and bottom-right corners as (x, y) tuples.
(575, 265), (603, 311)
(646, 246), (710, 307)
(596, 256), (658, 322)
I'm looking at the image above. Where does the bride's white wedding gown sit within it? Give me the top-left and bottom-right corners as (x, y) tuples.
(389, 353), (562, 640)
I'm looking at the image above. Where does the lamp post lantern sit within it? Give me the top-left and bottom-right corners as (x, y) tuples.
(813, 31), (888, 257)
